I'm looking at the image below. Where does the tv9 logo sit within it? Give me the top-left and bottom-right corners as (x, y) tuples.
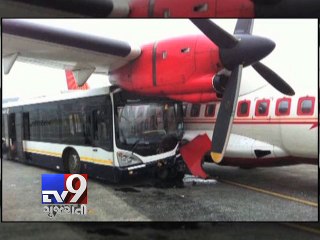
(42, 174), (87, 204)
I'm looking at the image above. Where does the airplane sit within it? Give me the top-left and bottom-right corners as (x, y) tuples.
(181, 89), (318, 177)
(2, 19), (317, 178)
(63, 64), (318, 179)
(2, 0), (320, 17)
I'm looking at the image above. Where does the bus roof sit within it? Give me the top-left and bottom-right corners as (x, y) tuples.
(2, 86), (112, 108)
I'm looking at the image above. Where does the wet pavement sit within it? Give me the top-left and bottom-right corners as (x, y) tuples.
(2, 158), (317, 221)
(0, 223), (320, 240)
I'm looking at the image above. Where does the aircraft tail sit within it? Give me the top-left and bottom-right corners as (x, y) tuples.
(65, 70), (89, 90)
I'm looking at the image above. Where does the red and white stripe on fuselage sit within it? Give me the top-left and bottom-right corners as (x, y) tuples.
(183, 93), (318, 167)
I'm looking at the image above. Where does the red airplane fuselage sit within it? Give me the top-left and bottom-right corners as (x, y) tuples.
(110, 35), (224, 103)
(129, 0), (254, 17)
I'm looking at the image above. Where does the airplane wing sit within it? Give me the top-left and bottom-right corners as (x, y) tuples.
(2, 19), (141, 86)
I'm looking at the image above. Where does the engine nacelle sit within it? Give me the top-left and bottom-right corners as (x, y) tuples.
(129, 0), (254, 17)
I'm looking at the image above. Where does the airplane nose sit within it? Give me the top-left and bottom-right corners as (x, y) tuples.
(220, 35), (275, 70)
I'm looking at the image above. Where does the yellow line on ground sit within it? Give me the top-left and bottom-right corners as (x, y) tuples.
(281, 223), (320, 235)
(219, 179), (318, 208)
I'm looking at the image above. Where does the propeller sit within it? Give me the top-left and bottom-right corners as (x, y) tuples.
(252, 0), (320, 17)
(191, 19), (295, 163)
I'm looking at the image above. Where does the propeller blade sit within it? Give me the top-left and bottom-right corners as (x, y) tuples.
(191, 19), (296, 164)
(252, 62), (295, 96)
(190, 19), (239, 49)
(234, 19), (254, 35)
(211, 65), (243, 163)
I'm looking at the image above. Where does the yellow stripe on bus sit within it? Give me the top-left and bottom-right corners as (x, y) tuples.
(24, 148), (113, 166)
(25, 148), (61, 158)
(81, 157), (113, 166)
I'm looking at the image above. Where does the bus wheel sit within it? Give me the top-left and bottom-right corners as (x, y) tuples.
(68, 150), (81, 173)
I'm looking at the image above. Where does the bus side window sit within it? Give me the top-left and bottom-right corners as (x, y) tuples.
(83, 112), (92, 145)
(30, 110), (40, 141)
(92, 107), (112, 150)
(69, 114), (75, 135)
(23, 112), (30, 140)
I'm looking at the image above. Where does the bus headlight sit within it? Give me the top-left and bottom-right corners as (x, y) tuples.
(117, 152), (143, 167)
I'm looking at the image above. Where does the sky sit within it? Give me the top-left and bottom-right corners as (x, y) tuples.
(2, 19), (318, 99)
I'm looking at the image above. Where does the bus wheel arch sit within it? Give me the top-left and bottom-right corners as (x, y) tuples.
(62, 147), (81, 173)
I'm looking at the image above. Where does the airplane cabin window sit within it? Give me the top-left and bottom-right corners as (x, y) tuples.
(258, 103), (267, 114)
(297, 97), (315, 116)
(190, 104), (201, 117)
(205, 104), (216, 117)
(182, 104), (187, 117)
(237, 100), (250, 117)
(241, 103), (248, 114)
(255, 100), (270, 117)
(301, 100), (312, 113)
(276, 98), (291, 116)
(279, 101), (289, 113)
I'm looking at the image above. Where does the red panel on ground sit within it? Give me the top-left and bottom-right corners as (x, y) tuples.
(180, 134), (212, 179)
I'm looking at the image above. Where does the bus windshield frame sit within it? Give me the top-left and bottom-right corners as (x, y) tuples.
(113, 91), (184, 156)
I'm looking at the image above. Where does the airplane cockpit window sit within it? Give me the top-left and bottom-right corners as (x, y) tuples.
(190, 104), (201, 117)
(298, 97), (315, 116)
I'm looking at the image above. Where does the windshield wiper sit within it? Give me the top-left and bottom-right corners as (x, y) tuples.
(131, 138), (141, 155)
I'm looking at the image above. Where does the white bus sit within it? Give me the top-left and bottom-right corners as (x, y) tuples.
(2, 87), (185, 182)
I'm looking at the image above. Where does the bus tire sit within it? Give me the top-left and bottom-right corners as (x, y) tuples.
(67, 149), (81, 174)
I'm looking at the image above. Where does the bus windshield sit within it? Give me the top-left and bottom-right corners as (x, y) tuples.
(116, 102), (183, 154)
